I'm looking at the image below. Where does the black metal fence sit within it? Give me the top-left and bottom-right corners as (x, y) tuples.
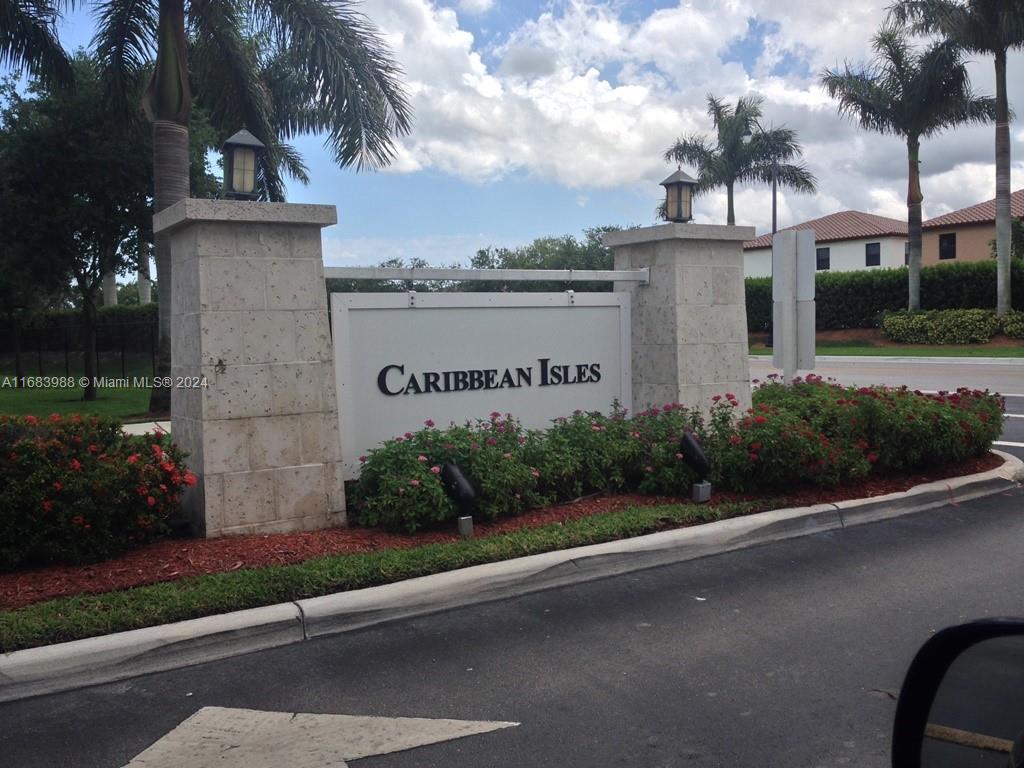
(0, 319), (158, 379)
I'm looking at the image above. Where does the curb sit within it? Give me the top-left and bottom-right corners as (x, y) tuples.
(2, 452), (1022, 704)
(750, 355), (1024, 366)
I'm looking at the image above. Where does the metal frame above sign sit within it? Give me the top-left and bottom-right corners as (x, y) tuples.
(331, 291), (632, 480)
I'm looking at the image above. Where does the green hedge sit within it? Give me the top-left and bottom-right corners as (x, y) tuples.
(746, 259), (1024, 331)
(881, 309), (1003, 344)
(23, 303), (158, 330)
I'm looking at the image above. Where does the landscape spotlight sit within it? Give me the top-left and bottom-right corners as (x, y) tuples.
(660, 168), (697, 223)
(440, 462), (477, 515)
(222, 127), (265, 200)
(679, 431), (712, 503)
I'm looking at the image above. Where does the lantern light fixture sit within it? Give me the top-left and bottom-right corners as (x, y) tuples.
(222, 127), (265, 200)
(660, 168), (698, 223)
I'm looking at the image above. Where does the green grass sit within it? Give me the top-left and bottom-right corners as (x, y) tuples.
(0, 499), (769, 653)
(750, 344), (1024, 358)
(0, 354), (155, 419)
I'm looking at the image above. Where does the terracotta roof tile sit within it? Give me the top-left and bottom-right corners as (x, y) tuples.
(922, 189), (1024, 229)
(743, 210), (907, 250)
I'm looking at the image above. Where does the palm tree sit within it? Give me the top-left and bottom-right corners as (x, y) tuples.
(890, 0), (1024, 316)
(0, 0), (73, 86)
(822, 26), (995, 311)
(663, 94), (816, 226)
(89, 0), (413, 411)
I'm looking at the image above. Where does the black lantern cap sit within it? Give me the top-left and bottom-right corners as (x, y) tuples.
(222, 127), (265, 151)
(660, 169), (697, 187)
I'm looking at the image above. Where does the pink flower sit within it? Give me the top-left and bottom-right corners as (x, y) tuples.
(404, 432), (413, 439)
(675, 452), (683, 459)
(69, 458), (82, 472)
(470, 442), (480, 451)
(486, 437), (497, 446)
(358, 455), (368, 463)
(424, 419), (435, 428)
(430, 465), (441, 474)
(531, 468), (540, 478)
(490, 411), (501, 420)
(146, 495), (157, 507)
(517, 436), (526, 445)
(52, 481), (63, 491)
(409, 479), (421, 487)
(644, 466), (654, 473)
(127, 453), (140, 464)
(417, 454), (428, 462)
(712, 395), (722, 402)
(41, 500), (54, 514)
(49, 413), (61, 423)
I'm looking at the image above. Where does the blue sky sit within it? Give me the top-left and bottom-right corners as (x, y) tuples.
(11, 1), (1024, 267)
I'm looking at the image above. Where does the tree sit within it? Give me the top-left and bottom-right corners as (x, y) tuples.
(891, 0), (1024, 316)
(87, 0), (413, 412)
(0, 0), (73, 86)
(0, 55), (154, 400)
(822, 26), (995, 311)
(663, 95), (816, 226)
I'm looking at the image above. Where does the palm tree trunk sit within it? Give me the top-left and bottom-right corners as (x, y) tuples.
(149, 119), (189, 413)
(907, 137), (923, 312)
(726, 182), (735, 225)
(146, 0), (192, 414)
(137, 231), (152, 304)
(995, 49), (1012, 317)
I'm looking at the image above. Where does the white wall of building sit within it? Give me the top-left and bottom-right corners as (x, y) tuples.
(744, 236), (907, 278)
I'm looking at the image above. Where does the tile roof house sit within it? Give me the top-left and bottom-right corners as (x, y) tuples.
(742, 211), (908, 278)
(921, 189), (1024, 265)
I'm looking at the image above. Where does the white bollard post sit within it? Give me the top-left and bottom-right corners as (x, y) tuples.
(771, 230), (816, 382)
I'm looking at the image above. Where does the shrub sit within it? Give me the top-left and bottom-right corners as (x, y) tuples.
(881, 309), (1002, 344)
(746, 258), (1024, 331)
(354, 381), (1003, 532)
(1003, 311), (1024, 339)
(0, 414), (195, 571)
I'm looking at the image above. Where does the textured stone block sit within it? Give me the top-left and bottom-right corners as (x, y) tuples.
(711, 266), (745, 305)
(250, 415), (303, 470)
(241, 311), (297, 365)
(223, 469), (277, 526)
(267, 259), (323, 310)
(679, 266), (713, 306)
(201, 258), (267, 311)
(270, 362), (324, 414)
(200, 312), (245, 367)
(203, 419), (251, 474)
(275, 464), (328, 519)
(204, 364), (274, 420)
(299, 413), (342, 464)
(294, 310), (332, 362)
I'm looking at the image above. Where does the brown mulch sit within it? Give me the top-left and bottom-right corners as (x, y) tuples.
(0, 453), (1005, 612)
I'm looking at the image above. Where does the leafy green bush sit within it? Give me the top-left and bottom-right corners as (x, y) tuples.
(881, 309), (1002, 344)
(1003, 311), (1024, 339)
(354, 381), (1003, 532)
(0, 414), (194, 571)
(746, 258), (1024, 331)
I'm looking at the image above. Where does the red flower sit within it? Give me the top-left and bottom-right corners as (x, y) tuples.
(183, 471), (198, 487)
(69, 458), (83, 472)
(358, 455), (367, 463)
(52, 481), (63, 491)
(127, 454), (140, 464)
(49, 413), (62, 423)
(424, 419), (435, 428)
(748, 452), (759, 461)
(71, 515), (85, 526)
(25, 415), (38, 426)
(867, 453), (878, 463)
(728, 435), (742, 446)
(486, 437), (497, 446)
(147, 496), (157, 507)
(152, 444), (163, 456)
(41, 500), (54, 514)
(712, 395), (722, 402)
(754, 416), (767, 424)
(750, 442), (763, 451)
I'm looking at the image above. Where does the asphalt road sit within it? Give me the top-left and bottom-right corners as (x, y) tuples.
(2, 488), (1023, 768)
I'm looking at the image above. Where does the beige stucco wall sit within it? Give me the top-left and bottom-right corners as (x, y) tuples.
(922, 223), (994, 266)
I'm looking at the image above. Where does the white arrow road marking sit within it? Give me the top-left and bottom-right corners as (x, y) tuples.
(122, 706), (518, 768)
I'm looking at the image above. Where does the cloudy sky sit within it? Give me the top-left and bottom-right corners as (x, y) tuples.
(33, 0), (1024, 265)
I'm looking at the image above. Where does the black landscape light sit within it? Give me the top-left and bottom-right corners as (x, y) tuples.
(679, 431), (712, 502)
(440, 463), (477, 537)
(660, 168), (698, 223)
(222, 127), (265, 200)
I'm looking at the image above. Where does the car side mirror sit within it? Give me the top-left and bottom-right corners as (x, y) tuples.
(892, 620), (1024, 768)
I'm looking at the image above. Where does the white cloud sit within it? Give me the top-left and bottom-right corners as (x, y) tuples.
(457, 0), (495, 15)
(360, 0), (1024, 236)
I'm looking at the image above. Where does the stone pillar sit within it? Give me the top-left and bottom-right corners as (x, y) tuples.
(153, 199), (344, 537)
(604, 223), (755, 414)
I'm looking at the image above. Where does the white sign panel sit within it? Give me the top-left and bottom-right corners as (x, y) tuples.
(331, 292), (632, 479)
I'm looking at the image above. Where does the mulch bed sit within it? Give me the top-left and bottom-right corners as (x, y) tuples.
(0, 453), (1004, 612)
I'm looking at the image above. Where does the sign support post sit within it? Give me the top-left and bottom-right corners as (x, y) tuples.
(771, 230), (816, 382)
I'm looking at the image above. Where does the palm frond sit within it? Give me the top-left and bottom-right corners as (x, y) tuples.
(663, 134), (714, 167)
(1, 0), (73, 86)
(249, 0), (412, 170)
(91, 0), (157, 109)
(821, 64), (900, 135)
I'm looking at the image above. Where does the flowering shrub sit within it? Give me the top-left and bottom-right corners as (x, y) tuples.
(0, 414), (195, 571)
(354, 379), (1003, 533)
